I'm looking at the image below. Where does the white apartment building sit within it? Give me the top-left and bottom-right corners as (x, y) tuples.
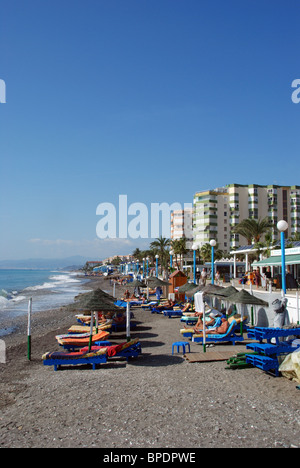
(193, 187), (229, 251)
(170, 207), (193, 249)
(193, 184), (300, 252)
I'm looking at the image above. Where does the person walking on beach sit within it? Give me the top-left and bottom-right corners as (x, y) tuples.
(254, 268), (261, 289)
(200, 268), (207, 286)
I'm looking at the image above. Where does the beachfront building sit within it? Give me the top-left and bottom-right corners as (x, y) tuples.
(193, 184), (300, 252)
(193, 187), (229, 252)
(102, 254), (134, 264)
(170, 207), (193, 249)
(228, 184), (300, 248)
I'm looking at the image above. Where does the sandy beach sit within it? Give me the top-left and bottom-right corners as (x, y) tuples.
(0, 276), (299, 449)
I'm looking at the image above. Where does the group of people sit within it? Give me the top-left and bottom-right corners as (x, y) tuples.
(184, 308), (229, 335)
(240, 267), (272, 290)
(199, 268), (221, 286)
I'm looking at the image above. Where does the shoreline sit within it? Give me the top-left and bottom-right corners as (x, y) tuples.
(0, 274), (110, 349)
(0, 276), (300, 448)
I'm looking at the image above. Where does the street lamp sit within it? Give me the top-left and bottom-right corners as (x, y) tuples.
(142, 258), (145, 279)
(192, 243), (197, 284)
(277, 220), (288, 295)
(146, 256), (149, 277)
(210, 239), (217, 285)
(169, 250), (173, 269)
(155, 254), (159, 277)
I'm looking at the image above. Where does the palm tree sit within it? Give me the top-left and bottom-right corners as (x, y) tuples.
(199, 242), (224, 263)
(200, 243), (212, 263)
(288, 232), (300, 243)
(232, 217), (271, 245)
(150, 236), (171, 272)
(260, 231), (277, 258)
(170, 238), (187, 270)
(132, 248), (143, 262)
(170, 239), (181, 270)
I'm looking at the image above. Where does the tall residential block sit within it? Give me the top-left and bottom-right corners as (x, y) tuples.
(193, 184), (300, 252)
(193, 187), (229, 251)
(170, 207), (193, 249)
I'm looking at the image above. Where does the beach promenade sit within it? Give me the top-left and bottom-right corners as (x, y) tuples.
(0, 276), (299, 449)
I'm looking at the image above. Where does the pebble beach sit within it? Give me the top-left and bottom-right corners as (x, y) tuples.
(0, 276), (299, 449)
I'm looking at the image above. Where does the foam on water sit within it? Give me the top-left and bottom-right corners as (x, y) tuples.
(0, 270), (89, 336)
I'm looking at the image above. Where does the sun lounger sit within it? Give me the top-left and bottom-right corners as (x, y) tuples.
(151, 302), (181, 314)
(180, 316), (247, 339)
(43, 346), (108, 371)
(245, 354), (280, 377)
(67, 323), (112, 334)
(129, 300), (144, 306)
(105, 338), (141, 360)
(43, 338), (141, 371)
(141, 301), (158, 309)
(192, 320), (244, 345)
(114, 300), (128, 307)
(163, 310), (184, 318)
(180, 317), (198, 326)
(244, 327), (300, 377)
(56, 330), (110, 349)
(246, 341), (300, 356)
(247, 326), (300, 344)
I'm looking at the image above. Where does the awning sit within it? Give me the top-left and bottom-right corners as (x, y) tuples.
(252, 254), (300, 267)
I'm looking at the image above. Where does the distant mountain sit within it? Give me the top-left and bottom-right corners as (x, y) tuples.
(0, 256), (97, 270)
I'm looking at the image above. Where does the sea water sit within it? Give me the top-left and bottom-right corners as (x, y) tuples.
(0, 269), (89, 336)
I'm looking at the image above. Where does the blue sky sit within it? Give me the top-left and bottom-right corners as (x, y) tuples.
(1, 0), (300, 261)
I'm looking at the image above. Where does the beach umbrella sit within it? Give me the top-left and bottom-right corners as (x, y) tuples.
(102, 273), (121, 279)
(126, 279), (147, 288)
(177, 282), (198, 293)
(71, 288), (123, 315)
(146, 277), (171, 301)
(211, 286), (239, 314)
(227, 289), (269, 334)
(126, 279), (147, 299)
(146, 277), (171, 287)
(201, 284), (225, 310)
(74, 288), (115, 302)
(177, 282), (198, 310)
(184, 285), (205, 297)
(227, 289), (269, 307)
(214, 286), (238, 297)
(202, 284), (225, 294)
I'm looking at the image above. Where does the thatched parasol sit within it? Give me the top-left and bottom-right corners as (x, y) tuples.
(146, 277), (171, 287)
(202, 284), (225, 294)
(71, 288), (123, 314)
(227, 289), (269, 307)
(178, 282), (198, 293)
(74, 288), (114, 302)
(102, 273), (121, 279)
(227, 289), (269, 334)
(184, 285), (205, 297)
(126, 279), (147, 288)
(214, 286), (238, 297)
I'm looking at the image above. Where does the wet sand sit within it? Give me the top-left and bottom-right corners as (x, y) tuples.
(0, 276), (299, 448)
